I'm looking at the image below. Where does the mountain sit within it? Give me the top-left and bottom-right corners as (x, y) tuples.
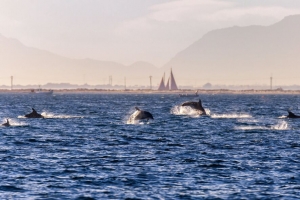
(2, 15), (300, 87)
(0, 34), (159, 85)
(163, 15), (300, 85)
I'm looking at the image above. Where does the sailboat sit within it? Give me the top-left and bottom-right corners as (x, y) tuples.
(158, 74), (167, 91)
(169, 69), (178, 90)
(157, 69), (178, 91)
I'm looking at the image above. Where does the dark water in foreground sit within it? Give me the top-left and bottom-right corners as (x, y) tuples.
(1, 93), (300, 199)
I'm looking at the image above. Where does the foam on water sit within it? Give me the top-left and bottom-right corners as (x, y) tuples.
(18, 112), (83, 119)
(235, 121), (289, 130)
(237, 118), (259, 123)
(126, 120), (150, 125)
(41, 112), (83, 119)
(211, 113), (252, 119)
(235, 126), (268, 130)
(1, 118), (28, 127)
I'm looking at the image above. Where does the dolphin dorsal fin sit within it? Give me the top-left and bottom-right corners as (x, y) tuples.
(135, 107), (140, 111)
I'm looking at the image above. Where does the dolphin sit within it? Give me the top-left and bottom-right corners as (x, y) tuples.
(287, 111), (300, 118)
(25, 108), (44, 118)
(128, 107), (154, 123)
(2, 119), (10, 127)
(181, 99), (207, 115)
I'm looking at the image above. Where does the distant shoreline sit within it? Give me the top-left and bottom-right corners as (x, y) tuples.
(1, 89), (300, 95)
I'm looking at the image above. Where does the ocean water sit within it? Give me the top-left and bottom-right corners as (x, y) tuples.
(0, 93), (300, 199)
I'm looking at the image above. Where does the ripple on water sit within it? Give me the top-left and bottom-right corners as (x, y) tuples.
(0, 94), (299, 199)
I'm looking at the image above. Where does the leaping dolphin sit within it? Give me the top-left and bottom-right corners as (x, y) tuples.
(287, 111), (300, 118)
(128, 107), (154, 123)
(25, 108), (44, 118)
(181, 99), (207, 115)
(2, 119), (10, 127)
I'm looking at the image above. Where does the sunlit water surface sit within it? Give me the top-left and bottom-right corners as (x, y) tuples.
(0, 93), (300, 199)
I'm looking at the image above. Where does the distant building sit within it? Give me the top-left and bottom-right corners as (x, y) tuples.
(203, 82), (212, 89)
(158, 68), (178, 90)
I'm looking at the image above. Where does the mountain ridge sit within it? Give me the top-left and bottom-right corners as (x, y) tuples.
(0, 33), (160, 85)
(163, 14), (300, 85)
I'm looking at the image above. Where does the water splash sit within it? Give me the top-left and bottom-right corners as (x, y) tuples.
(271, 121), (288, 130)
(171, 106), (206, 117)
(278, 115), (287, 119)
(126, 120), (150, 125)
(17, 116), (26, 119)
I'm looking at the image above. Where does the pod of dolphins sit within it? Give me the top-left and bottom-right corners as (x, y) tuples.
(2, 99), (300, 127)
(127, 99), (300, 122)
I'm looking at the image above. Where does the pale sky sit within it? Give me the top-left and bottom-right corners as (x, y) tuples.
(1, 0), (300, 67)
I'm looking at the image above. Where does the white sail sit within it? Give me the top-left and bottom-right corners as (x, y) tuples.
(158, 76), (166, 90)
(169, 68), (178, 90)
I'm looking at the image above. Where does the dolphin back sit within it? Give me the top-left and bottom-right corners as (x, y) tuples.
(181, 102), (198, 107)
(2, 120), (10, 126)
(287, 111), (300, 118)
(25, 111), (44, 118)
(181, 100), (206, 115)
(142, 111), (154, 120)
(128, 109), (154, 122)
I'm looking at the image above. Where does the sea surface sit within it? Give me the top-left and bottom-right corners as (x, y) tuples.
(0, 93), (300, 199)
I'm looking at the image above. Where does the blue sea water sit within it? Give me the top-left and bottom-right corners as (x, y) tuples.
(0, 93), (300, 199)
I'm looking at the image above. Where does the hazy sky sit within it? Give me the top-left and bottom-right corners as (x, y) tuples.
(1, 0), (300, 66)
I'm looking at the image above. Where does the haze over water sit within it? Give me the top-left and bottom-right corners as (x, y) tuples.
(0, 93), (300, 199)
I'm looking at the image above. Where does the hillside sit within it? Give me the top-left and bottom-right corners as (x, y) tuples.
(0, 34), (159, 85)
(163, 15), (300, 85)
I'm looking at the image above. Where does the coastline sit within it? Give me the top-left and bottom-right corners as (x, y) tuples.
(1, 89), (300, 95)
